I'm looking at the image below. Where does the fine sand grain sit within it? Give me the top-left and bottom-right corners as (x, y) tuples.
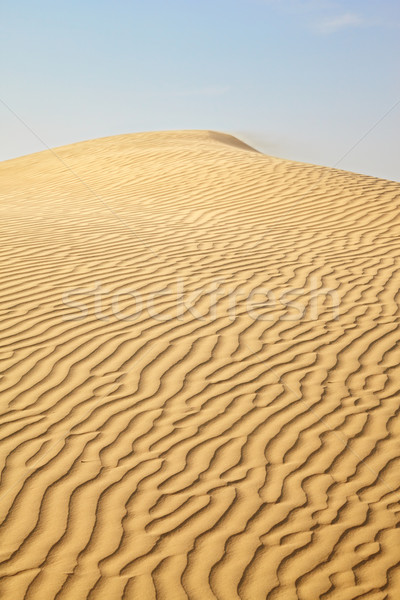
(1, 131), (400, 599)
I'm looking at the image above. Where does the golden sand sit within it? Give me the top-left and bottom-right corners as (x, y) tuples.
(1, 131), (400, 599)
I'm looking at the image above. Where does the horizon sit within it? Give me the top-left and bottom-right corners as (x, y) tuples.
(1, 128), (398, 183)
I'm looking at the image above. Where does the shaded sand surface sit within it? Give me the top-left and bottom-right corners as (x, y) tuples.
(1, 130), (400, 599)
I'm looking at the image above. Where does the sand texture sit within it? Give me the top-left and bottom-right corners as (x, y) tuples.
(1, 130), (400, 599)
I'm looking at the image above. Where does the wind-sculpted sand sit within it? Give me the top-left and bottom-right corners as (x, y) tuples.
(1, 131), (400, 599)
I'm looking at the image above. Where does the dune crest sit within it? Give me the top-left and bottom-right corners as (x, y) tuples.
(1, 131), (400, 599)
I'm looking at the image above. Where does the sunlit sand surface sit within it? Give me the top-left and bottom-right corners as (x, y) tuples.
(1, 131), (400, 599)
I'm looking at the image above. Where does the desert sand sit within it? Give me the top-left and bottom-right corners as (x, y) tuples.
(0, 130), (400, 599)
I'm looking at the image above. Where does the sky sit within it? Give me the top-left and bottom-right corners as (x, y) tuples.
(1, 0), (399, 180)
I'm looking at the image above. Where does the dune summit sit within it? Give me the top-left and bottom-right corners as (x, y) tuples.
(1, 130), (400, 599)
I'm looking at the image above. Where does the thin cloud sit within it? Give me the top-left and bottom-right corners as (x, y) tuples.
(314, 13), (365, 34)
(172, 86), (230, 98)
(259, 0), (336, 12)
(258, 0), (399, 31)
(132, 86), (230, 99)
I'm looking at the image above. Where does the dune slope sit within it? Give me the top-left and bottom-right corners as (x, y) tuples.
(1, 130), (400, 599)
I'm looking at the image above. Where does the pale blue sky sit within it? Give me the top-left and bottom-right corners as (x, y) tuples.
(1, 0), (399, 180)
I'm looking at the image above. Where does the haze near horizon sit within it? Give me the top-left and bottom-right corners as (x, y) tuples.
(1, 0), (399, 180)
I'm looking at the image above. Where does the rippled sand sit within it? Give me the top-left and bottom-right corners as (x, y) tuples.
(1, 131), (400, 599)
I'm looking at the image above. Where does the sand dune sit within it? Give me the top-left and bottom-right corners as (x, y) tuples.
(1, 130), (400, 599)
